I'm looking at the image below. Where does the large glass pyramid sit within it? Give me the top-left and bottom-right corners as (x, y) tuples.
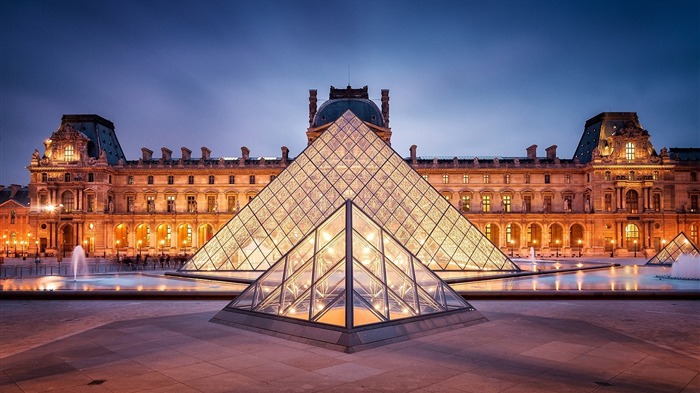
(182, 110), (519, 272)
(211, 200), (486, 352)
(646, 232), (700, 265)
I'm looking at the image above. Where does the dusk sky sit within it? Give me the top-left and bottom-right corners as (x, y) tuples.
(1, 0), (698, 186)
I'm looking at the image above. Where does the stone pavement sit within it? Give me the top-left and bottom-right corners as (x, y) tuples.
(1, 300), (698, 392)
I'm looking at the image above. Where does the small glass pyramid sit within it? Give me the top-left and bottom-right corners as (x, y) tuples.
(228, 200), (472, 327)
(646, 232), (700, 265)
(181, 110), (518, 272)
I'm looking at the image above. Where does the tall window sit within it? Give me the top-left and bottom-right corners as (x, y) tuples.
(208, 175), (215, 184)
(691, 195), (699, 212)
(87, 194), (95, 212)
(88, 173), (94, 182)
(187, 196), (197, 213)
(691, 224), (699, 245)
(207, 196), (216, 212)
(565, 174), (571, 184)
(544, 174), (551, 184)
(227, 195), (237, 213)
(605, 171), (611, 181)
(505, 224), (513, 243)
(523, 196), (532, 212)
(167, 196), (176, 213)
(564, 195), (573, 212)
(524, 174), (530, 184)
(481, 195), (490, 212)
(543, 196), (552, 213)
(41, 173), (47, 182)
(168, 175), (174, 185)
(625, 142), (636, 160)
(442, 174), (449, 184)
(484, 224), (492, 241)
(605, 194), (613, 212)
(249, 175), (255, 184)
(483, 174), (490, 184)
(653, 171), (659, 181)
(629, 171), (635, 181)
(653, 194), (661, 212)
(626, 190), (639, 213)
(229, 175), (235, 184)
(147, 196), (155, 213)
(502, 195), (511, 212)
(461, 195), (470, 212)
(625, 223), (639, 250)
(61, 191), (73, 213)
(692, 172), (698, 182)
(148, 175), (154, 185)
(64, 173), (71, 182)
(462, 174), (469, 184)
(188, 175), (194, 185)
(10, 210), (15, 224)
(64, 145), (74, 161)
(504, 174), (510, 184)
(126, 196), (134, 213)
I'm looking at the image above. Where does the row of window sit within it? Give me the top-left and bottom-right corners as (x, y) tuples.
(139, 175), (276, 185)
(446, 194), (574, 213)
(434, 173), (572, 185)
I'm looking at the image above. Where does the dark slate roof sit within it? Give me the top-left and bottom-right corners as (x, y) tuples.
(62, 114), (127, 165)
(573, 112), (641, 164)
(312, 99), (385, 128)
(670, 148), (700, 161)
(0, 186), (30, 207)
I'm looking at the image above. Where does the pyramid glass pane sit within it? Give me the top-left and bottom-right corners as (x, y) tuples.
(184, 110), (518, 273)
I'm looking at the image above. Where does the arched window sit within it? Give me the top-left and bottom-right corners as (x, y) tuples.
(626, 190), (639, 213)
(625, 142), (635, 160)
(64, 145), (74, 161)
(114, 224), (128, 248)
(625, 223), (639, 250)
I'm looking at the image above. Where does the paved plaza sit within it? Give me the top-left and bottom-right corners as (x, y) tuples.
(1, 299), (698, 392)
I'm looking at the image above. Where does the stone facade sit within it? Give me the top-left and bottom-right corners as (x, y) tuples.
(17, 88), (700, 259)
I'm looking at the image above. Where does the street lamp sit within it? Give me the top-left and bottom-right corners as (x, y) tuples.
(116, 240), (120, 259)
(160, 239), (165, 256)
(555, 239), (560, 258)
(661, 239), (666, 251)
(13, 240), (17, 255)
(182, 240), (188, 257)
(137, 240), (143, 257)
(509, 240), (515, 257)
(633, 239), (638, 257)
(35, 240), (39, 258)
(610, 239), (615, 257)
(577, 239), (582, 257)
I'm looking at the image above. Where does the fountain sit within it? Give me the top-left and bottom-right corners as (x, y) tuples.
(670, 254), (700, 280)
(529, 247), (536, 260)
(72, 245), (87, 281)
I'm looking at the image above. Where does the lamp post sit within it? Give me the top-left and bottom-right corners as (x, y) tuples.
(13, 240), (17, 255)
(577, 239), (582, 258)
(160, 239), (165, 256)
(661, 239), (666, 251)
(555, 239), (560, 258)
(610, 240), (615, 257)
(509, 240), (515, 257)
(633, 239), (638, 257)
(182, 240), (188, 258)
(83, 239), (88, 257)
(35, 240), (39, 258)
(116, 240), (120, 260)
(137, 240), (142, 257)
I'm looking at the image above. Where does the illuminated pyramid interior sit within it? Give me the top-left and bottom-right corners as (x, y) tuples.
(181, 110), (519, 272)
(211, 200), (486, 352)
(646, 232), (700, 265)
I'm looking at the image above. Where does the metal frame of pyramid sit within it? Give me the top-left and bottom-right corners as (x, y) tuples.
(211, 200), (486, 352)
(646, 232), (700, 265)
(181, 110), (519, 273)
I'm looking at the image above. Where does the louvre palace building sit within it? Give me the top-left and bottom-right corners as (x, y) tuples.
(13, 85), (700, 262)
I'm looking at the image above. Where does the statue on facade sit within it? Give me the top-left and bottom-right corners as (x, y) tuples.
(32, 149), (41, 160)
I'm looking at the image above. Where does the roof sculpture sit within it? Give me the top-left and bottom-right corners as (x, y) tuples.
(181, 110), (519, 273)
(646, 232), (700, 265)
(211, 200), (485, 352)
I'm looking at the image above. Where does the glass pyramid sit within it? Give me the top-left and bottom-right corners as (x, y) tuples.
(646, 232), (700, 265)
(227, 200), (473, 328)
(181, 110), (519, 272)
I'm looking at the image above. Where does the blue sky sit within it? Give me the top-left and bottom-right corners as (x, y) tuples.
(1, 0), (698, 185)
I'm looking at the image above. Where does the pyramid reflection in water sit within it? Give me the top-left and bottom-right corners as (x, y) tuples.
(182, 111), (518, 273)
(211, 200), (486, 352)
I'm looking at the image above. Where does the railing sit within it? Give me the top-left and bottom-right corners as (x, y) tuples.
(0, 261), (184, 278)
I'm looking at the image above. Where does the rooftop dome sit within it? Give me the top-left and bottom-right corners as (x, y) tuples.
(312, 98), (385, 128)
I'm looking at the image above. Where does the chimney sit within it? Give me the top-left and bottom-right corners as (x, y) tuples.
(526, 144), (538, 160)
(201, 147), (211, 160)
(410, 145), (417, 165)
(281, 146), (289, 165)
(309, 90), (317, 126)
(241, 146), (250, 160)
(381, 89), (390, 127)
(545, 145), (557, 159)
(181, 147), (192, 160)
(161, 147), (172, 161)
(141, 148), (153, 161)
